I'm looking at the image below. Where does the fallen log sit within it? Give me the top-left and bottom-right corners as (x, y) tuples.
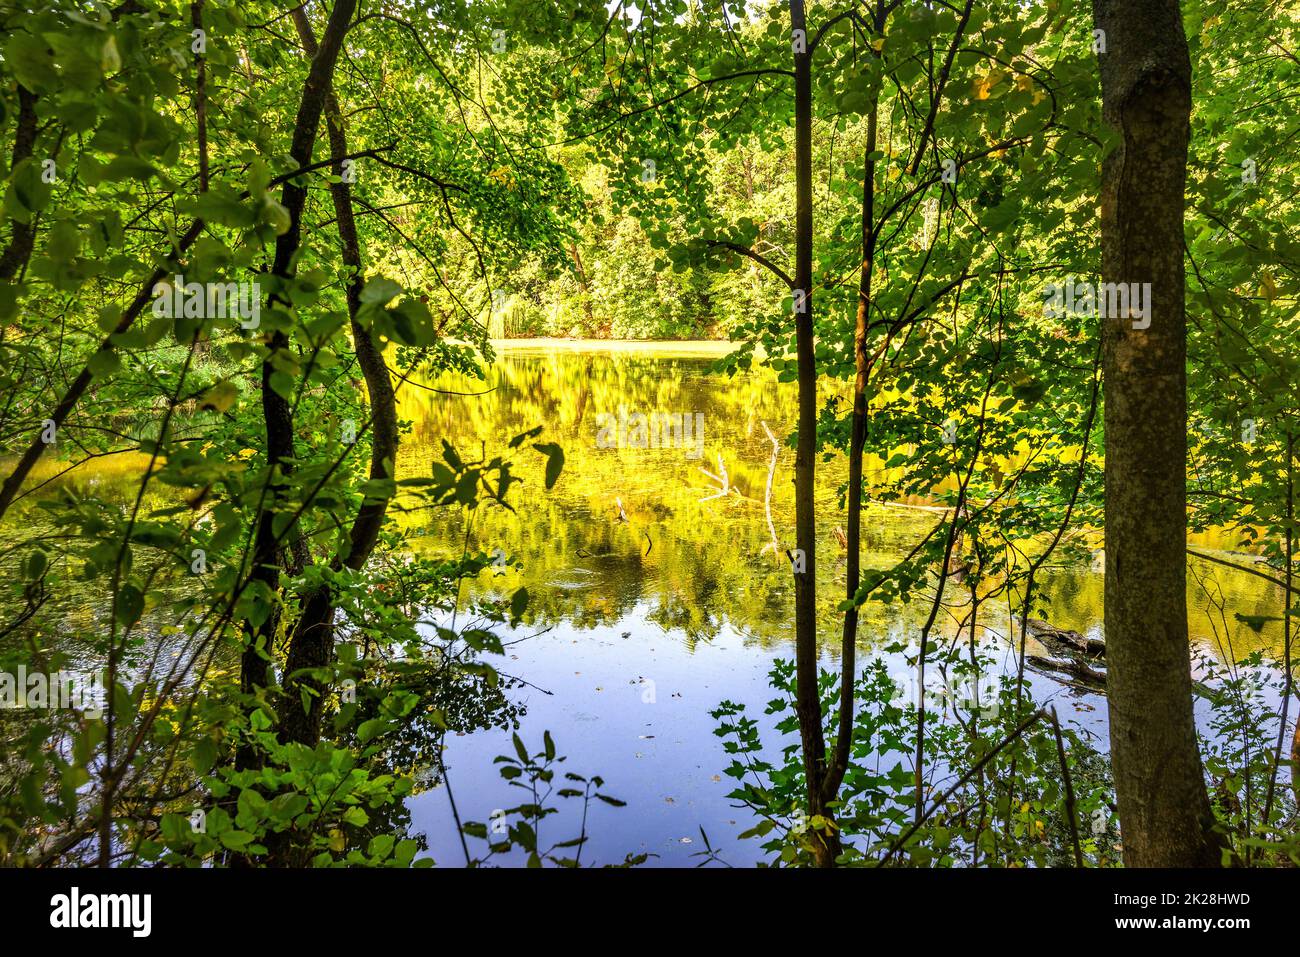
(1026, 618), (1106, 659)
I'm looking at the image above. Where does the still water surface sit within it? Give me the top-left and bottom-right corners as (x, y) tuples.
(400, 341), (1288, 866)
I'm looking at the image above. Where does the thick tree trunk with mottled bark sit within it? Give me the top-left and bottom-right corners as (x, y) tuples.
(1093, 0), (1222, 867)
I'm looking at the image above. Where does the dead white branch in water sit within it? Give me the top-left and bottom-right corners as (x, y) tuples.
(699, 453), (731, 502)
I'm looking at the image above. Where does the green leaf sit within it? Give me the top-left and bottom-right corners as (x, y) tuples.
(220, 830), (254, 850)
(199, 380), (239, 413)
(190, 736), (217, 775)
(387, 298), (435, 346)
(194, 190), (258, 228)
(5, 158), (52, 221)
(268, 370), (295, 399)
(359, 277), (402, 306)
(261, 197), (291, 234)
(100, 156), (161, 183)
(343, 806), (370, 827)
(4, 32), (53, 92)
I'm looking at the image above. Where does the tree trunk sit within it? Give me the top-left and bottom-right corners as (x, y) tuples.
(788, 0), (837, 868)
(824, 67), (879, 808)
(1293, 718), (1300, 804)
(569, 242), (597, 329)
(277, 5), (400, 750)
(239, 0), (358, 759)
(0, 86), (39, 283)
(1093, 0), (1222, 867)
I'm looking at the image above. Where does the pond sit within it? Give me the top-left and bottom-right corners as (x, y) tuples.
(5, 340), (1287, 866)
(394, 340), (1290, 867)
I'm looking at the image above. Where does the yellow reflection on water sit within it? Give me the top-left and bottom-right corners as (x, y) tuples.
(395, 341), (1290, 663)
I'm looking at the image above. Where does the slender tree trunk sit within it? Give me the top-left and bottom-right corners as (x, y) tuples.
(0, 219), (204, 520)
(1093, 0), (1222, 867)
(191, 1), (208, 192)
(1293, 703), (1300, 804)
(825, 74), (879, 806)
(278, 5), (399, 750)
(1283, 434), (1299, 805)
(0, 86), (38, 283)
(0, 119), (204, 521)
(788, 0), (837, 867)
(240, 0), (358, 717)
(569, 242), (597, 329)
